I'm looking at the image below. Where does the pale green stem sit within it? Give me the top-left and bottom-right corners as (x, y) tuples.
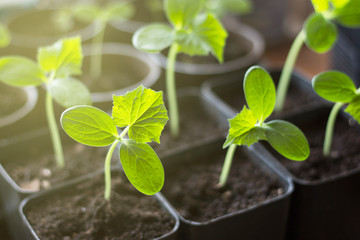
(166, 43), (180, 138)
(119, 126), (129, 139)
(323, 102), (344, 157)
(275, 30), (305, 112)
(90, 20), (106, 80)
(218, 144), (237, 187)
(104, 140), (120, 200)
(45, 71), (64, 168)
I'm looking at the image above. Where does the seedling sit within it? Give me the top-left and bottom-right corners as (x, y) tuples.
(0, 37), (92, 168)
(312, 71), (360, 156)
(133, 0), (228, 138)
(72, 1), (134, 78)
(219, 66), (309, 187)
(61, 85), (168, 200)
(275, 0), (360, 112)
(205, 0), (252, 18)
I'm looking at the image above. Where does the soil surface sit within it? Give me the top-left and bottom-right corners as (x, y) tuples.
(0, 83), (26, 117)
(162, 147), (284, 222)
(25, 172), (175, 240)
(268, 110), (360, 182)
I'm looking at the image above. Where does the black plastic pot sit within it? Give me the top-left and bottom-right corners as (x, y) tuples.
(256, 106), (360, 240)
(332, 25), (360, 86)
(160, 138), (293, 240)
(149, 20), (264, 89)
(201, 68), (326, 119)
(19, 168), (180, 240)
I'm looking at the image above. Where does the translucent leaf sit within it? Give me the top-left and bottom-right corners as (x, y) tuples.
(61, 105), (118, 147)
(264, 120), (310, 161)
(112, 86), (168, 144)
(0, 57), (45, 87)
(132, 24), (174, 53)
(48, 77), (92, 108)
(244, 66), (275, 122)
(120, 140), (164, 195)
(165, 0), (204, 28)
(312, 71), (356, 103)
(311, 0), (329, 12)
(304, 13), (337, 53)
(37, 36), (83, 78)
(345, 95), (360, 123)
(176, 13), (227, 62)
(223, 106), (265, 148)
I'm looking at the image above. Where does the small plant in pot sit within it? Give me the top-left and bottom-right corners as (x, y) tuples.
(160, 66), (309, 240)
(19, 86), (178, 239)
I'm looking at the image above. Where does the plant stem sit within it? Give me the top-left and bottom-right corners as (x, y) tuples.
(166, 43), (180, 138)
(323, 102), (344, 157)
(275, 30), (305, 112)
(218, 144), (237, 187)
(104, 140), (120, 200)
(46, 89), (65, 168)
(90, 20), (106, 80)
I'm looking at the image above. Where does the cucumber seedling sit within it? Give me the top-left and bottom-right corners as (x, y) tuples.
(132, 0), (228, 138)
(219, 66), (309, 187)
(312, 71), (360, 156)
(0, 36), (92, 168)
(61, 85), (168, 199)
(275, 0), (360, 112)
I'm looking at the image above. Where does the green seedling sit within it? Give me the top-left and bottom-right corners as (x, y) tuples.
(0, 36), (92, 168)
(219, 66), (309, 187)
(275, 0), (360, 112)
(205, 0), (252, 18)
(0, 23), (11, 48)
(133, 0), (228, 138)
(312, 71), (360, 156)
(72, 1), (134, 79)
(61, 85), (168, 200)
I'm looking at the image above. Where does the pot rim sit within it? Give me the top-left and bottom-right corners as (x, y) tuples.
(82, 42), (161, 103)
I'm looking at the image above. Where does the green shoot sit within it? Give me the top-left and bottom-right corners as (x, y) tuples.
(312, 71), (360, 156)
(73, 1), (134, 79)
(132, 0), (228, 138)
(0, 37), (92, 168)
(219, 66), (309, 187)
(61, 85), (168, 200)
(275, 0), (360, 112)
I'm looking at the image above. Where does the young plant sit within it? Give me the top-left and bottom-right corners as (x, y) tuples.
(0, 36), (92, 168)
(60, 85), (168, 200)
(72, 1), (134, 79)
(219, 66), (309, 187)
(205, 0), (252, 19)
(132, 0), (228, 138)
(312, 71), (360, 156)
(275, 0), (360, 112)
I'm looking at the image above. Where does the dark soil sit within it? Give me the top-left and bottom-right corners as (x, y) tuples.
(1, 135), (113, 191)
(25, 172), (175, 240)
(150, 94), (226, 155)
(268, 110), (360, 182)
(0, 83), (26, 117)
(162, 147), (284, 222)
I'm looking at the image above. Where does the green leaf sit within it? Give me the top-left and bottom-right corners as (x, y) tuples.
(120, 140), (164, 195)
(132, 24), (174, 53)
(61, 105), (118, 147)
(333, 0), (360, 27)
(311, 0), (329, 12)
(304, 13), (337, 53)
(0, 57), (45, 87)
(264, 120), (309, 161)
(112, 85), (168, 144)
(38, 36), (83, 78)
(74, 4), (100, 23)
(244, 66), (275, 122)
(176, 13), (227, 62)
(105, 2), (134, 22)
(48, 77), (92, 108)
(0, 23), (11, 48)
(165, 0), (204, 28)
(330, 0), (350, 8)
(345, 95), (360, 123)
(223, 106), (265, 148)
(312, 71), (356, 103)
(206, 0), (252, 17)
